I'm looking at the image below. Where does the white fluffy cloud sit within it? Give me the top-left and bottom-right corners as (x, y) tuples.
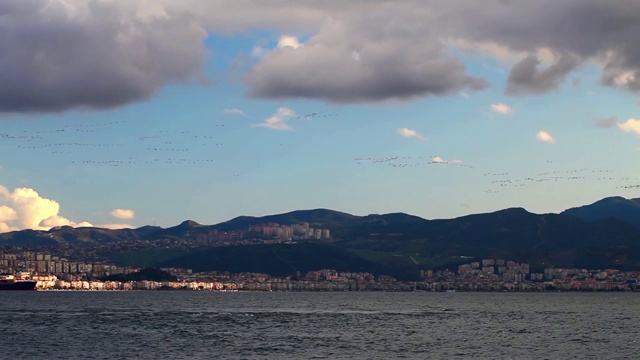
(430, 156), (462, 164)
(618, 118), (640, 135)
(397, 128), (426, 140)
(0, 184), (92, 231)
(252, 107), (296, 130)
(490, 103), (514, 115)
(223, 108), (248, 117)
(111, 208), (136, 220)
(536, 131), (556, 144)
(278, 35), (303, 49)
(0, 205), (17, 222)
(40, 215), (93, 229)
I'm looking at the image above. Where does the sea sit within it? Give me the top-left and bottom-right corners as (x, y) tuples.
(0, 291), (638, 360)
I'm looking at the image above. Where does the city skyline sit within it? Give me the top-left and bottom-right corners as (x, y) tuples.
(1, 1), (640, 231)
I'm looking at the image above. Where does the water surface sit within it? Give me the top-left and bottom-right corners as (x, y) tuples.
(1, 291), (637, 359)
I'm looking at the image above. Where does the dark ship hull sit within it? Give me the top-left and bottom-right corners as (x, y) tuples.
(0, 280), (37, 290)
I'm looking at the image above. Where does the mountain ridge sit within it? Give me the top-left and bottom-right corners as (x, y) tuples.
(2, 197), (639, 244)
(561, 196), (640, 229)
(2, 196), (640, 276)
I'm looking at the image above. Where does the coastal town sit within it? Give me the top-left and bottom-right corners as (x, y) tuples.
(2, 248), (639, 292)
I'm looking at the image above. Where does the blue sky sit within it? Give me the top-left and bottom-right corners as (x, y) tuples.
(1, 1), (639, 231)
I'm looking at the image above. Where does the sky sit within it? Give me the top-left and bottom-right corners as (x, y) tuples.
(1, 0), (640, 231)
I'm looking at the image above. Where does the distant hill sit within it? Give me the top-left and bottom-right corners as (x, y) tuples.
(561, 196), (640, 229)
(337, 207), (640, 271)
(212, 208), (360, 232)
(4, 199), (640, 276)
(0, 225), (165, 246)
(157, 242), (386, 277)
(99, 267), (177, 282)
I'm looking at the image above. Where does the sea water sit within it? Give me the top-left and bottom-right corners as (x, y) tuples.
(0, 291), (637, 359)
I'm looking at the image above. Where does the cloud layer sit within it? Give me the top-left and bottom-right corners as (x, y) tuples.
(5, 1), (640, 111)
(438, 0), (640, 94)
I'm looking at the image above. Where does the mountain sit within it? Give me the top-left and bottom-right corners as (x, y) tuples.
(561, 196), (640, 229)
(0, 209), (359, 246)
(0, 225), (165, 246)
(107, 205), (640, 277)
(0, 219), (230, 246)
(158, 242), (386, 277)
(213, 208), (360, 232)
(4, 199), (640, 276)
(333, 206), (640, 272)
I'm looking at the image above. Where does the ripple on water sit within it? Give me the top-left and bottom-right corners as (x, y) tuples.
(1, 292), (639, 359)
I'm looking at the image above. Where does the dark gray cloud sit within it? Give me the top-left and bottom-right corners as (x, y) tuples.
(506, 55), (580, 95)
(596, 116), (619, 128)
(6, 0), (640, 111)
(244, 5), (488, 103)
(0, 0), (207, 113)
(436, 0), (640, 95)
(240, 0), (640, 101)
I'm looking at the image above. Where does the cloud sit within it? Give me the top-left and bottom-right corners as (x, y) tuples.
(8, 1), (640, 112)
(223, 108), (247, 117)
(0, 205), (18, 223)
(244, 4), (488, 103)
(490, 103), (514, 115)
(397, 128), (426, 140)
(0, 0), (208, 113)
(40, 215), (93, 229)
(252, 107), (296, 130)
(111, 208), (136, 220)
(277, 35), (303, 49)
(432, 156), (445, 163)
(596, 116), (618, 128)
(434, 0), (640, 95)
(97, 223), (134, 230)
(506, 54), (579, 95)
(237, 1), (640, 100)
(536, 131), (556, 144)
(0, 184), (92, 231)
(618, 118), (640, 135)
(251, 45), (270, 59)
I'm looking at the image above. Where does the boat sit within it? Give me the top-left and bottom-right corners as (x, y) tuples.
(0, 275), (37, 290)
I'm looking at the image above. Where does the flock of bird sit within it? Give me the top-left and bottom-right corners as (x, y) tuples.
(1, 112), (340, 173)
(353, 154), (640, 194)
(2, 114), (639, 193)
(1, 119), (229, 169)
(296, 113), (337, 120)
(354, 156), (475, 169)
